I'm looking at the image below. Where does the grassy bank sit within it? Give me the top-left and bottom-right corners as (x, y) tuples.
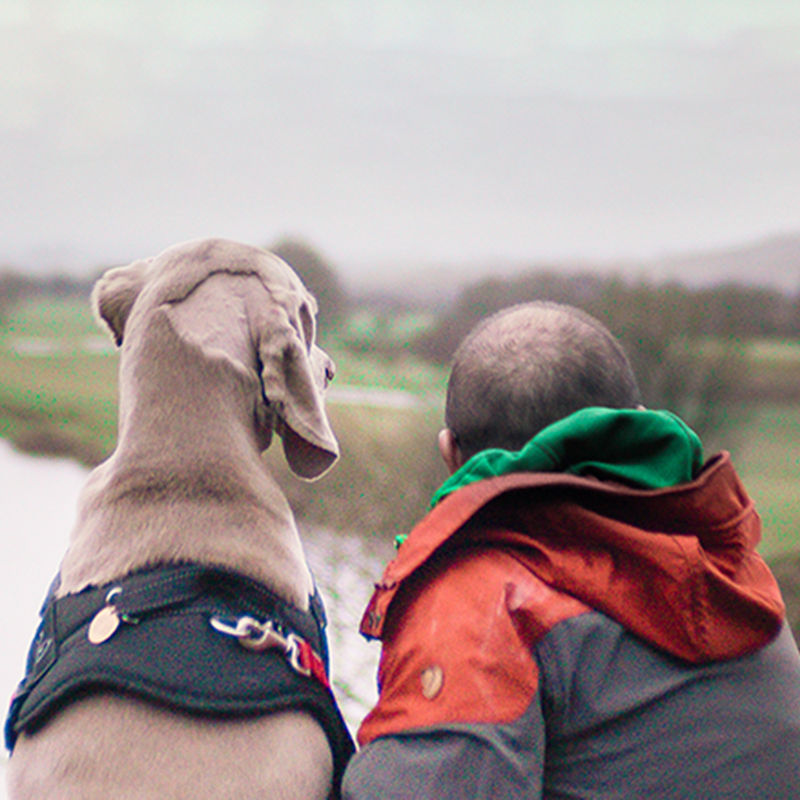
(0, 296), (450, 542)
(2, 296), (800, 558)
(734, 402), (800, 559)
(267, 404), (448, 543)
(0, 297), (117, 464)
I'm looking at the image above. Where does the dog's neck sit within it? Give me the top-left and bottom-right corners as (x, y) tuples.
(58, 309), (315, 611)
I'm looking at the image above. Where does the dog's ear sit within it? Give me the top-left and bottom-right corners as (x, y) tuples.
(92, 259), (150, 346)
(257, 303), (339, 480)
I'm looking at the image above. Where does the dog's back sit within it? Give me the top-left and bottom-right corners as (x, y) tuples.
(9, 695), (333, 799)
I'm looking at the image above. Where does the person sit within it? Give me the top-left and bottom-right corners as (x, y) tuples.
(343, 301), (800, 798)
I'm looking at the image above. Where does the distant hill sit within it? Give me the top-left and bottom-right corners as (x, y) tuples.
(348, 234), (800, 307)
(647, 235), (800, 293)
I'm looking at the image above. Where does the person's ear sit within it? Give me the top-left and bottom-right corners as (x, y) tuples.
(438, 428), (464, 474)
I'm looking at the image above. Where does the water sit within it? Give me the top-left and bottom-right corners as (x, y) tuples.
(0, 439), (387, 794)
(303, 526), (385, 729)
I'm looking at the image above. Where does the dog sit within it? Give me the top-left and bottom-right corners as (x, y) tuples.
(6, 239), (352, 799)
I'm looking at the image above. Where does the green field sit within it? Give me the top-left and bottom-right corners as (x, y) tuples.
(0, 297), (118, 464)
(1, 296), (800, 558)
(734, 403), (800, 559)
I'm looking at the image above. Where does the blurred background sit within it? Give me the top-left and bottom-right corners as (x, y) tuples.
(3, 0), (800, 281)
(3, 0), (800, 785)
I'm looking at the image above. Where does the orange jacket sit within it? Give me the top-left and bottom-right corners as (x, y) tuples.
(358, 452), (784, 746)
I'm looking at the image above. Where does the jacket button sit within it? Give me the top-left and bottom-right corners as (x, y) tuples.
(421, 665), (444, 700)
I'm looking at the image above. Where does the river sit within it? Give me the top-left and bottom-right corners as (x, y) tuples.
(0, 438), (387, 794)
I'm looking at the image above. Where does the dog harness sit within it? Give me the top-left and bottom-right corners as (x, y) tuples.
(5, 564), (355, 793)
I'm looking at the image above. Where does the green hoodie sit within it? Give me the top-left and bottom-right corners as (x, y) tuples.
(431, 407), (704, 507)
(393, 408), (703, 549)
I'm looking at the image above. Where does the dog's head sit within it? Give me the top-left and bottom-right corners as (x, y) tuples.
(92, 238), (339, 479)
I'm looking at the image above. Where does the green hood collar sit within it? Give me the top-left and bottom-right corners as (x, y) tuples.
(431, 407), (704, 508)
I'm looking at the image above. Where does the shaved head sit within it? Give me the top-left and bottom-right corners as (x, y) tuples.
(445, 302), (642, 459)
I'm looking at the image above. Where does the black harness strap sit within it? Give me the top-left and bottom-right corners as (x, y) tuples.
(5, 564), (354, 795)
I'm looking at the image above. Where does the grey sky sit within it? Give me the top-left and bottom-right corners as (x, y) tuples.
(2, 1), (800, 282)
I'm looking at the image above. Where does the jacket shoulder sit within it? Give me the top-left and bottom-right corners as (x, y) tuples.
(357, 546), (589, 746)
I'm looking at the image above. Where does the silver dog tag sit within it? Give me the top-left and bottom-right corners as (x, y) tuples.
(88, 605), (121, 645)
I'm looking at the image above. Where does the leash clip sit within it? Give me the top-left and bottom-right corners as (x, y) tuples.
(209, 615), (329, 688)
(209, 615), (286, 651)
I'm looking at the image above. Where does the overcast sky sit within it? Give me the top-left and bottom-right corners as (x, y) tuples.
(2, 0), (800, 282)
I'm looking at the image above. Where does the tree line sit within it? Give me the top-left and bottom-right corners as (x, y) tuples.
(5, 241), (796, 343)
(407, 271), (779, 447)
(3, 239), (799, 448)
(262, 240), (799, 447)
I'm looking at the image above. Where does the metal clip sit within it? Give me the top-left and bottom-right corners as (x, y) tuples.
(209, 615), (290, 654)
(209, 614), (323, 685)
(284, 634), (310, 677)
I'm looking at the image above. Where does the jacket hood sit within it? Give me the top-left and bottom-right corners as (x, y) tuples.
(432, 407), (704, 506)
(362, 452), (784, 664)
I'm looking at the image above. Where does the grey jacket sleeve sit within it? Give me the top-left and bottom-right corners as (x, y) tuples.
(345, 616), (800, 799)
(342, 701), (547, 800)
